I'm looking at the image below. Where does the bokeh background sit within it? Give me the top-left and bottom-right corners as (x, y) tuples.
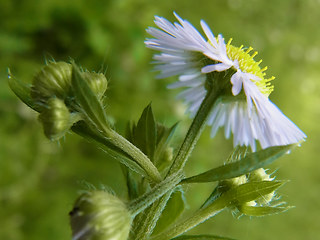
(1, 0), (319, 239)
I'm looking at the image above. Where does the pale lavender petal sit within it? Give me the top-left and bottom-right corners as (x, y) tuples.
(200, 20), (218, 47)
(201, 63), (232, 73)
(230, 71), (243, 96)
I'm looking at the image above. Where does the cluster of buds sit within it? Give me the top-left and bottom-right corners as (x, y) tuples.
(30, 61), (108, 140)
(69, 191), (132, 240)
(217, 168), (277, 217)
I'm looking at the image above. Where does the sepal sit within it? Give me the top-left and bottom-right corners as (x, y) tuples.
(71, 63), (109, 130)
(8, 69), (40, 112)
(237, 204), (293, 217)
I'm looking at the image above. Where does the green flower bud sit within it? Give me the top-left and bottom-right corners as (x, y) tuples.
(39, 98), (72, 140)
(248, 168), (275, 205)
(248, 168), (274, 182)
(31, 62), (72, 104)
(69, 191), (132, 240)
(163, 147), (173, 162)
(218, 175), (247, 193)
(217, 168), (279, 218)
(82, 72), (108, 100)
(31, 62), (108, 108)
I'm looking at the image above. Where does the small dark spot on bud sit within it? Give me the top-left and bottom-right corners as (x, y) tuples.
(69, 207), (79, 216)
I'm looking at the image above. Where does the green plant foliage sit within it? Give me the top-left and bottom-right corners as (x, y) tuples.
(127, 104), (178, 172)
(219, 180), (286, 206)
(8, 71), (39, 112)
(153, 189), (186, 235)
(154, 122), (178, 169)
(182, 144), (296, 184)
(171, 234), (236, 240)
(132, 104), (157, 160)
(237, 205), (293, 217)
(1, 1), (317, 239)
(71, 63), (109, 129)
(71, 121), (147, 177)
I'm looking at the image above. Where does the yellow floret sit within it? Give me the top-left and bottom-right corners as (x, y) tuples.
(225, 39), (274, 96)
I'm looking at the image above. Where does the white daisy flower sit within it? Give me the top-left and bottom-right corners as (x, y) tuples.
(145, 12), (306, 151)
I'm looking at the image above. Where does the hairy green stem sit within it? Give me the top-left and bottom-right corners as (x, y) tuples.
(72, 121), (162, 183)
(167, 86), (220, 176)
(132, 191), (174, 240)
(72, 63), (162, 183)
(128, 173), (182, 217)
(151, 198), (226, 240)
(132, 87), (221, 240)
(101, 125), (162, 183)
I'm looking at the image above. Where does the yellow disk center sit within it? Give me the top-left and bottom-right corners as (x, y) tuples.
(225, 39), (274, 96)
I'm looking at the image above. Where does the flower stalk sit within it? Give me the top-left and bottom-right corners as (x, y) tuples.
(151, 198), (226, 240)
(102, 127), (162, 183)
(134, 73), (225, 240)
(71, 63), (162, 183)
(167, 76), (221, 176)
(168, 70), (230, 175)
(128, 172), (182, 217)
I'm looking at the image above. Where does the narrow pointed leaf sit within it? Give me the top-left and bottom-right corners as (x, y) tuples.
(201, 186), (220, 209)
(125, 121), (136, 143)
(153, 189), (186, 235)
(171, 234), (236, 240)
(238, 205), (293, 216)
(8, 72), (40, 112)
(182, 144), (296, 184)
(220, 180), (286, 205)
(154, 122), (178, 166)
(133, 104), (157, 160)
(71, 63), (109, 129)
(124, 169), (140, 200)
(156, 122), (178, 146)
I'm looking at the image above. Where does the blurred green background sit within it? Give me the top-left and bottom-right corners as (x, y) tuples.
(1, 0), (319, 239)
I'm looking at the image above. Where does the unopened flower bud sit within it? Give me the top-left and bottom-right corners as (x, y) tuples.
(31, 62), (108, 108)
(82, 72), (108, 100)
(69, 191), (132, 240)
(218, 175), (247, 193)
(39, 98), (72, 140)
(31, 62), (72, 104)
(248, 168), (275, 205)
(163, 147), (173, 162)
(216, 175), (255, 217)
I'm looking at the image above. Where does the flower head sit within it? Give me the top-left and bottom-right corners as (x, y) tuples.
(69, 190), (132, 240)
(145, 13), (306, 151)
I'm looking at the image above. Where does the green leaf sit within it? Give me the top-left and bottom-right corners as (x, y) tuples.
(220, 180), (286, 205)
(71, 63), (109, 130)
(125, 107), (177, 173)
(125, 121), (136, 143)
(156, 122), (178, 146)
(182, 144), (296, 184)
(124, 169), (140, 200)
(154, 122), (178, 167)
(133, 103), (157, 160)
(238, 205), (293, 217)
(153, 188), (186, 235)
(71, 121), (147, 177)
(171, 234), (236, 240)
(8, 70), (40, 112)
